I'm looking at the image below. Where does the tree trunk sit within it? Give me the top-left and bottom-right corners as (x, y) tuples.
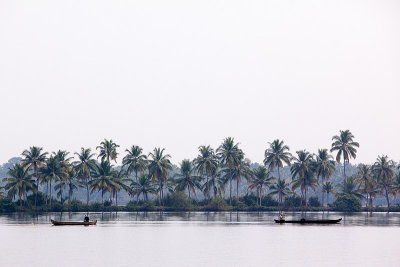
(34, 167), (38, 210)
(86, 178), (89, 206)
(385, 186), (390, 208)
(101, 190), (104, 210)
(159, 178), (162, 206)
(343, 160), (346, 178)
(136, 171), (139, 204)
(19, 194), (22, 207)
(49, 180), (52, 207)
(206, 174), (210, 203)
(236, 176), (239, 199)
(229, 172), (233, 204)
(116, 191), (118, 206)
(68, 184), (72, 206)
(260, 185), (263, 207)
(188, 185), (191, 199)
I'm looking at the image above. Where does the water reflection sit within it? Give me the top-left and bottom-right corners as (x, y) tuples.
(1, 211), (400, 226)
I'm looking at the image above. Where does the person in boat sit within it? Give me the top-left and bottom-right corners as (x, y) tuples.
(84, 216), (89, 223)
(279, 213), (285, 220)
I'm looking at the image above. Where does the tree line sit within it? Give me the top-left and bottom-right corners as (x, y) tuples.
(1, 129), (400, 211)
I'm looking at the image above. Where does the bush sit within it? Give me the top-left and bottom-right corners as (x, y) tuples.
(284, 196), (302, 207)
(89, 202), (102, 212)
(241, 195), (257, 207)
(164, 192), (193, 211)
(26, 192), (47, 207)
(51, 202), (64, 212)
(206, 198), (229, 211)
(141, 201), (156, 211)
(104, 200), (112, 207)
(0, 198), (16, 212)
(70, 199), (85, 212)
(261, 196), (278, 207)
(333, 194), (362, 212)
(308, 196), (321, 207)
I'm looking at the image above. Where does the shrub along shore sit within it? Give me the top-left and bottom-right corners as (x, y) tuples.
(1, 130), (400, 213)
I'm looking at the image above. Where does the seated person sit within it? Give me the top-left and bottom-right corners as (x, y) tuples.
(84, 216), (89, 222)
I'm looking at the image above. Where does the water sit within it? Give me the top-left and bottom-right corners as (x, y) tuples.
(1, 212), (400, 266)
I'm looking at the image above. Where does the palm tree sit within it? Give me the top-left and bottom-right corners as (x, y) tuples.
(269, 179), (290, 206)
(217, 137), (241, 205)
(174, 160), (202, 199)
(390, 172), (400, 205)
(291, 150), (317, 206)
(3, 164), (36, 207)
(247, 166), (275, 206)
(355, 164), (373, 208)
(21, 146), (48, 209)
(122, 145), (147, 203)
(336, 176), (363, 199)
(147, 148), (172, 206)
(65, 167), (79, 206)
(263, 139), (292, 183)
(130, 174), (156, 201)
(194, 145), (218, 202)
(372, 155), (395, 207)
(111, 169), (131, 206)
(74, 148), (97, 206)
(314, 149), (336, 206)
(54, 179), (67, 204)
(322, 182), (335, 206)
(330, 130), (359, 180)
(39, 155), (67, 207)
(232, 154), (252, 199)
(89, 160), (118, 209)
(97, 139), (119, 163)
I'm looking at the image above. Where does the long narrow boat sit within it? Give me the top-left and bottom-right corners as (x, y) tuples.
(51, 219), (97, 226)
(274, 218), (342, 224)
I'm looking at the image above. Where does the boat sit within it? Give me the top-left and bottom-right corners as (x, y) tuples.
(51, 219), (97, 226)
(274, 218), (342, 224)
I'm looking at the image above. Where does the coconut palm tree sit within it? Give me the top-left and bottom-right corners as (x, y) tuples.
(54, 179), (67, 204)
(217, 137), (241, 205)
(174, 160), (202, 199)
(89, 160), (118, 209)
(269, 179), (290, 206)
(322, 182), (335, 205)
(263, 139), (292, 182)
(97, 139), (119, 163)
(314, 149), (336, 206)
(336, 176), (363, 199)
(291, 150), (317, 206)
(147, 148), (172, 206)
(39, 155), (68, 207)
(74, 148), (97, 206)
(194, 145), (218, 202)
(111, 169), (131, 206)
(372, 155), (395, 207)
(3, 164), (36, 207)
(355, 164), (373, 208)
(232, 154), (252, 199)
(247, 166), (275, 206)
(130, 173), (156, 201)
(122, 145), (147, 203)
(21, 146), (48, 209)
(390, 171), (400, 204)
(330, 130), (359, 180)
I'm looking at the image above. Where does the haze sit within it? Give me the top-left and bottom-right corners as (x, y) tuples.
(0, 0), (399, 165)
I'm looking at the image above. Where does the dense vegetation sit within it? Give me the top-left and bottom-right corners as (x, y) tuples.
(1, 130), (399, 212)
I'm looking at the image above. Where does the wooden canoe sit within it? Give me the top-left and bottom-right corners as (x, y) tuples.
(51, 219), (97, 226)
(274, 218), (342, 224)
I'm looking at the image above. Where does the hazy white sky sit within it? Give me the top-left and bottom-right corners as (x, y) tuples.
(0, 0), (399, 165)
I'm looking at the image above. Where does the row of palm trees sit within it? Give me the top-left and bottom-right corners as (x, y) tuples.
(2, 130), (399, 209)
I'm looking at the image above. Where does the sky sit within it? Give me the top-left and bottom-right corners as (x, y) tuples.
(0, 0), (399, 165)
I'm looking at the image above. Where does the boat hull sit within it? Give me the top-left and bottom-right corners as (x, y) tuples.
(274, 218), (342, 224)
(51, 219), (97, 226)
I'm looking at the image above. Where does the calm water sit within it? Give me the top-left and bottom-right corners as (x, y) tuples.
(1, 211), (400, 266)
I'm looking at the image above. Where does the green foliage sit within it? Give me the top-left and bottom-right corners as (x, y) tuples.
(308, 196), (321, 207)
(0, 198), (16, 212)
(241, 195), (257, 207)
(165, 191), (193, 211)
(284, 196), (302, 207)
(89, 202), (102, 211)
(206, 197), (229, 211)
(141, 201), (156, 211)
(333, 194), (362, 212)
(261, 196), (278, 207)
